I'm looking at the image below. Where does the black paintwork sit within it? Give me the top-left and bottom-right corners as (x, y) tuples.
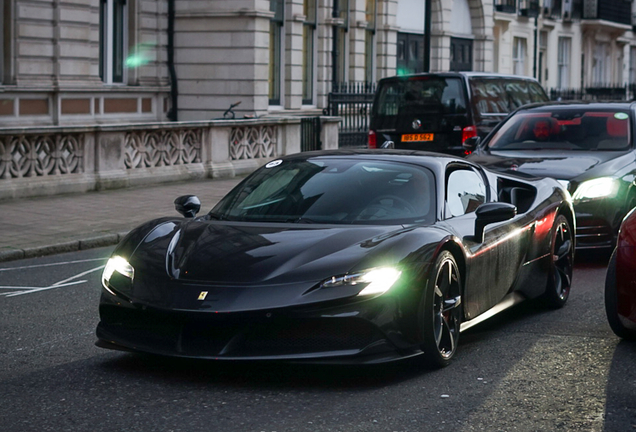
(467, 101), (636, 249)
(96, 149), (573, 363)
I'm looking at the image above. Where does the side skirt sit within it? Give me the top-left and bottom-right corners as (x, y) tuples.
(459, 292), (526, 332)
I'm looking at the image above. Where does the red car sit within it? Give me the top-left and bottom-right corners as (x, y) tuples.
(605, 208), (636, 340)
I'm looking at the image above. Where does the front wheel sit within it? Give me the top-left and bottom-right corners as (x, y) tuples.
(605, 249), (636, 340)
(541, 214), (574, 308)
(419, 251), (462, 368)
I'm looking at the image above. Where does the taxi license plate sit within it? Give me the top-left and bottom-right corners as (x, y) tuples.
(402, 133), (434, 142)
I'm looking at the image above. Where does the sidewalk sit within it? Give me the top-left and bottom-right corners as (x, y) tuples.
(0, 177), (244, 262)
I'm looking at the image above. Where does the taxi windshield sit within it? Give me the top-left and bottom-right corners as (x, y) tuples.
(488, 109), (631, 151)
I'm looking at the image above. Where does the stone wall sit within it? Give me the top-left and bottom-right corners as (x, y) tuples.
(0, 116), (340, 200)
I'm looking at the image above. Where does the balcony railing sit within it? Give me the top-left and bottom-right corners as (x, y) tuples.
(495, 0), (516, 13)
(582, 0), (631, 25)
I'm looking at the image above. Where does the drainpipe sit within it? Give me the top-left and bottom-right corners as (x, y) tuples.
(423, 0), (431, 72)
(533, 14), (538, 79)
(332, 0), (339, 85)
(167, 0), (178, 121)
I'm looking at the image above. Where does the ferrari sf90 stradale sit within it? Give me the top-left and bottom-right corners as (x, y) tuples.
(97, 150), (574, 367)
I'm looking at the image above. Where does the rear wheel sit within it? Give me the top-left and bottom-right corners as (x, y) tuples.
(419, 251), (462, 368)
(541, 214), (573, 308)
(605, 250), (636, 340)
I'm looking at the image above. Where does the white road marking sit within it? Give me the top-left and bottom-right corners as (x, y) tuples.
(0, 257), (107, 272)
(1, 264), (105, 297)
(2, 280), (88, 297)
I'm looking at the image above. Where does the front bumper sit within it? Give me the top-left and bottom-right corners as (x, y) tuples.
(95, 289), (423, 364)
(573, 198), (628, 249)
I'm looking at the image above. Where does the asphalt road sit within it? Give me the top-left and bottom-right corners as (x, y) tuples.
(0, 248), (633, 432)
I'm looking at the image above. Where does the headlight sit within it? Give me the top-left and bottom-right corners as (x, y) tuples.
(572, 177), (619, 200)
(321, 267), (402, 297)
(102, 256), (134, 291)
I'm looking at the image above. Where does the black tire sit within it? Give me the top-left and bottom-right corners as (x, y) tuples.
(419, 250), (462, 368)
(604, 249), (636, 340)
(541, 214), (574, 308)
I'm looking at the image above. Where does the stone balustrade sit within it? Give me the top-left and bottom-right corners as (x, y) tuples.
(0, 116), (340, 200)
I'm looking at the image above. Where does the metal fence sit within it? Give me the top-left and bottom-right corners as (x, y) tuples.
(324, 82), (376, 148)
(301, 117), (322, 152)
(549, 85), (636, 102)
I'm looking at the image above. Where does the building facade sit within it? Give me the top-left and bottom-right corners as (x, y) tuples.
(1, 0), (635, 128)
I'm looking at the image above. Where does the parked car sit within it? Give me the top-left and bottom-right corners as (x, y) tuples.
(367, 72), (548, 155)
(466, 101), (636, 250)
(96, 150), (575, 368)
(605, 208), (636, 340)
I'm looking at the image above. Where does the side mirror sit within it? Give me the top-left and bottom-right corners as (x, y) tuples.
(462, 136), (481, 152)
(473, 202), (516, 242)
(381, 140), (395, 149)
(174, 195), (201, 218)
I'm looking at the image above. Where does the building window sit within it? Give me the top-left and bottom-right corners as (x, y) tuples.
(629, 47), (636, 89)
(333, 0), (349, 84)
(269, 0), (284, 105)
(100, 0), (127, 84)
(364, 0), (377, 83)
(557, 37), (571, 89)
(302, 0), (316, 105)
(512, 37), (526, 76)
(592, 42), (610, 85)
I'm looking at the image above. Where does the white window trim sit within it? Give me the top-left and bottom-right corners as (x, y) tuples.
(557, 37), (571, 89)
(513, 37), (526, 76)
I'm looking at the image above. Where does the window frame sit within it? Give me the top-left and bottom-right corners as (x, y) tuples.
(557, 37), (571, 89)
(269, 0), (285, 106)
(100, 0), (128, 84)
(302, 0), (317, 105)
(364, 0), (377, 83)
(512, 37), (526, 76)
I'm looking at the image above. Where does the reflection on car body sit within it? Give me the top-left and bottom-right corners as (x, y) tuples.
(466, 101), (636, 250)
(97, 150), (574, 368)
(605, 207), (636, 340)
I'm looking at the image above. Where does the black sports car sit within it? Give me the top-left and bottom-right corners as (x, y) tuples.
(96, 150), (574, 367)
(466, 101), (636, 250)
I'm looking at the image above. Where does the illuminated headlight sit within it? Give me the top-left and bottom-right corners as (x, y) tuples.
(102, 256), (134, 290)
(321, 267), (402, 297)
(572, 177), (619, 200)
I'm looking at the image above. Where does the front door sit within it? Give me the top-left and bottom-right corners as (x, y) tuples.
(450, 37), (473, 72)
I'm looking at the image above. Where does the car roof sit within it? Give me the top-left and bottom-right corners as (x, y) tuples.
(378, 71), (542, 83)
(515, 100), (636, 112)
(278, 149), (478, 172)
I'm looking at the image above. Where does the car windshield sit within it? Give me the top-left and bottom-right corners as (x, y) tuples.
(210, 158), (436, 225)
(488, 109), (632, 151)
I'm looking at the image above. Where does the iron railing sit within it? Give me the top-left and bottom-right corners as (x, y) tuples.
(301, 117), (322, 152)
(549, 85), (636, 101)
(325, 82), (376, 148)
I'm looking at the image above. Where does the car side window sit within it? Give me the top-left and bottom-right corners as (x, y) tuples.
(446, 169), (487, 218)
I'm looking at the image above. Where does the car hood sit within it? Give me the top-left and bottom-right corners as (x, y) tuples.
(125, 218), (419, 285)
(470, 149), (633, 181)
(112, 218), (437, 311)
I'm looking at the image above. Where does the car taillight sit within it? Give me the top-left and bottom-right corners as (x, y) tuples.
(368, 130), (377, 149)
(462, 125), (477, 143)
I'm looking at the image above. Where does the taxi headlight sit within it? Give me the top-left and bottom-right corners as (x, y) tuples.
(572, 177), (619, 200)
